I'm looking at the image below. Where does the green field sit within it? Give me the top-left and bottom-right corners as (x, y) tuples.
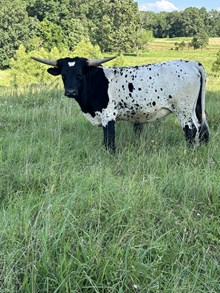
(0, 39), (220, 292)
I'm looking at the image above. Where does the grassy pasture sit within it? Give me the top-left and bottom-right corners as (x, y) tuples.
(0, 39), (220, 292)
(125, 38), (220, 74)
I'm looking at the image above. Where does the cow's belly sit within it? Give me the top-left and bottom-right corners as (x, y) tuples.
(117, 107), (171, 122)
(83, 107), (171, 127)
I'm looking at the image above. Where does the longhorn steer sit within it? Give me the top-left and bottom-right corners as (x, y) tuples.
(31, 56), (209, 153)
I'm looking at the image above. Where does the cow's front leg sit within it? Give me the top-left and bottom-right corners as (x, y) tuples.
(103, 121), (115, 153)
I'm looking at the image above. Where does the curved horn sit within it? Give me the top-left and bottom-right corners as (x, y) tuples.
(87, 56), (117, 67)
(31, 56), (57, 67)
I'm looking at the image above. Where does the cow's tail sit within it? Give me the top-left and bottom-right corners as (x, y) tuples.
(196, 62), (209, 143)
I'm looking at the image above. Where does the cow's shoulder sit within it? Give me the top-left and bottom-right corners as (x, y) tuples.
(85, 68), (109, 113)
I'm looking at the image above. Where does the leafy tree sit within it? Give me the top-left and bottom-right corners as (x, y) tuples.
(140, 7), (220, 38)
(10, 45), (70, 86)
(174, 41), (186, 50)
(136, 30), (153, 54)
(208, 10), (220, 37)
(94, 0), (140, 52)
(60, 19), (90, 51)
(190, 30), (209, 49)
(179, 41), (186, 50)
(37, 18), (65, 51)
(153, 12), (169, 38)
(0, 0), (37, 69)
(94, 13), (113, 52)
(199, 7), (210, 28)
(181, 7), (206, 37)
(9, 40), (104, 86)
(72, 40), (103, 59)
(2, 0), (220, 71)
(165, 11), (184, 37)
(140, 11), (158, 32)
(140, 11), (169, 38)
(211, 50), (220, 75)
(25, 0), (140, 54)
(26, 0), (91, 50)
(26, 0), (70, 22)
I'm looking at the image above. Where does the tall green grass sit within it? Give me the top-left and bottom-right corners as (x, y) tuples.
(0, 73), (220, 292)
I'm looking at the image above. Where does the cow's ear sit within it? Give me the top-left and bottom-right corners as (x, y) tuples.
(47, 67), (61, 76)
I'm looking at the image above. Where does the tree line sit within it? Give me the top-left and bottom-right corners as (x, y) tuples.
(141, 8), (220, 38)
(0, 0), (220, 69)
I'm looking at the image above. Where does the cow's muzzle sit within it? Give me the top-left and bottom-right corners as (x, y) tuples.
(65, 89), (78, 98)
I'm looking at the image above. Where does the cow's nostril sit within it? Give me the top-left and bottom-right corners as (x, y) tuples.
(65, 89), (78, 97)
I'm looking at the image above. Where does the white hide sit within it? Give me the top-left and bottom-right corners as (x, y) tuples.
(83, 60), (206, 134)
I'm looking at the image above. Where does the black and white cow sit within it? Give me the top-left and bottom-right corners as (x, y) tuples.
(31, 56), (209, 152)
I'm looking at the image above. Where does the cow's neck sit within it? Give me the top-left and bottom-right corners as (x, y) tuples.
(76, 67), (109, 116)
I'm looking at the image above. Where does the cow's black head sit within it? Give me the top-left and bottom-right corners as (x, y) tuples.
(48, 57), (89, 98)
(31, 56), (117, 98)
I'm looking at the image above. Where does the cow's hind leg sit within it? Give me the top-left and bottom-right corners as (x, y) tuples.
(182, 116), (209, 146)
(175, 111), (200, 146)
(133, 122), (144, 136)
(196, 104), (209, 143)
(185, 112), (201, 146)
(184, 123), (198, 145)
(199, 121), (209, 143)
(195, 91), (209, 143)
